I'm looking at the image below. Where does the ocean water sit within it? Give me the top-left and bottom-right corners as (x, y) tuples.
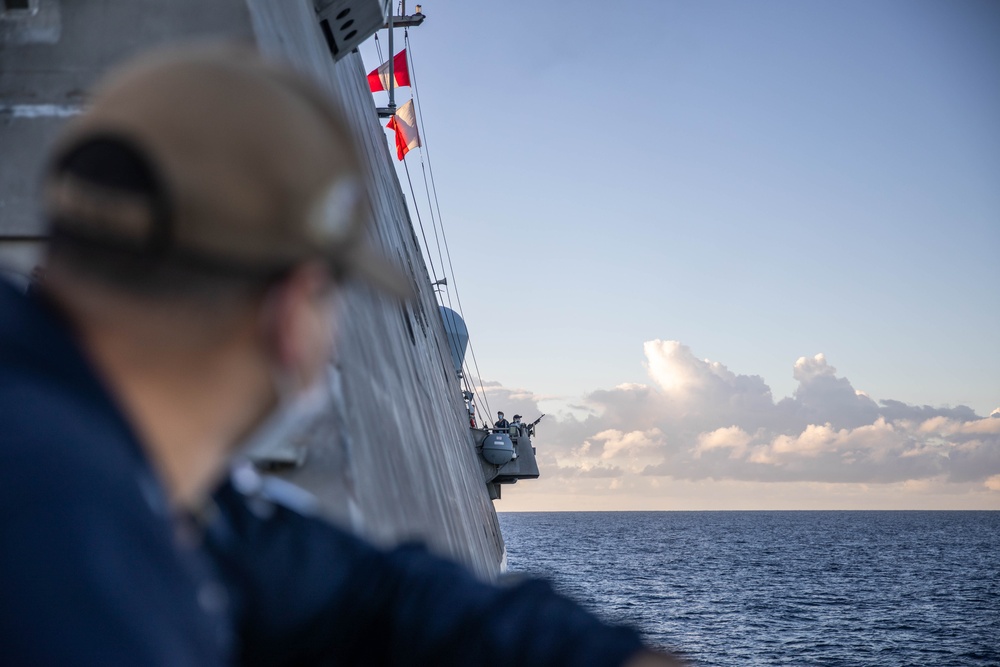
(498, 511), (1000, 666)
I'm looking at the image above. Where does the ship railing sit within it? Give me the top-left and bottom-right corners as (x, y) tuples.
(488, 426), (532, 442)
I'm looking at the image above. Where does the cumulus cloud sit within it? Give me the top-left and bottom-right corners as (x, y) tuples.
(475, 382), (548, 426)
(694, 426), (752, 459)
(779, 353), (881, 429)
(485, 340), (1000, 495)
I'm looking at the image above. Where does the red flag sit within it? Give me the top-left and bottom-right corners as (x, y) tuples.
(367, 50), (411, 92)
(385, 100), (421, 161)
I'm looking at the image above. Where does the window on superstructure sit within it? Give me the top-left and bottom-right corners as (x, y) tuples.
(2, 0), (33, 12)
(400, 304), (416, 345)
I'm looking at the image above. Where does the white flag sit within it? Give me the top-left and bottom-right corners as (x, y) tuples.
(386, 100), (421, 161)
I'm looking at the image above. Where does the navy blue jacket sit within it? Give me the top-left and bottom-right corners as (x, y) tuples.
(0, 280), (230, 665)
(208, 470), (644, 666)
(0, 279), (644, 666)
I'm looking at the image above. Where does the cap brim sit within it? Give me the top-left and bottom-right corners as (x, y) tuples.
(340, 245), (415, 300)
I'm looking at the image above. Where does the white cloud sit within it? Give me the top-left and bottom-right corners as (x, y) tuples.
(793, 353), (836, 382)
(593, 428), (663, 459)
(919, 416), (1000, 437)
(644, 340), (700, 393)
(694, 426), (752, 458)
(483, 341), (1000, 494)
(545, 428), (666, 476)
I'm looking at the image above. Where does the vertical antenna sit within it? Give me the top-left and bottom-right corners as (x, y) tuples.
(387, 1), (396, 113)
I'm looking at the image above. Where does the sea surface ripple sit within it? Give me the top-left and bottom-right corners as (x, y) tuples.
(498, 511), (999, 666)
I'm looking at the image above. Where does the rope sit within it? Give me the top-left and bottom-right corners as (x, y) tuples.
(376, 30), (492, 423)
(417, 151), (493, 424)
(373, 32), (383, 66)
(401, 158), (440, 284)
(405, 32), (493, 420)
(405, 37), (447, 294)
(404, 160), (494, 423)
(419, 157), (447, 304)
(416, 151), (482, 410)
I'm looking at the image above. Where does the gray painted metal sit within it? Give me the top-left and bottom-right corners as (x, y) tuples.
(0, 0), (256, 237)
(0, 0), (513, 578)
(481, 432), (515, 465)
(313, 0), (387, 61)
(472, 427), (541, 501)
(474, 428), (541, 483)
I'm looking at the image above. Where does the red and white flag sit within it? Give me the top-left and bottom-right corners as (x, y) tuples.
(385, 99), (420, 161)
(368, 50), (411, 92)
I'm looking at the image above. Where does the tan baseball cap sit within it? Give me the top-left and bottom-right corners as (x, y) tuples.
(44, 43), (413, 298)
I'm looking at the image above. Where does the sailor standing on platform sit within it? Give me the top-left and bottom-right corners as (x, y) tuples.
(509, 415), (524, 438)
(494, 411), (510, 431)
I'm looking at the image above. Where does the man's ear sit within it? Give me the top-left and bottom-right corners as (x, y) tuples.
(258, 262), (335, 386)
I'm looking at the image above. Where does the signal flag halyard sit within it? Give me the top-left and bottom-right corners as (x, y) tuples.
(368, 50), (411, 92)
(386, 100), (421, 161)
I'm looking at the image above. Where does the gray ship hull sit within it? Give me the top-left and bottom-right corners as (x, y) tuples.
(0, 0), (506, 578)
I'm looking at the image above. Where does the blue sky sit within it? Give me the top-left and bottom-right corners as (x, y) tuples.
(361, 1), (999, 508)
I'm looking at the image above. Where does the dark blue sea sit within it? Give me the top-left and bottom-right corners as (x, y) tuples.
(497, 511), (1000, 666)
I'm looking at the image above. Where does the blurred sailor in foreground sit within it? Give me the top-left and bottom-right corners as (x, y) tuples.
(0, 44), (683, 666)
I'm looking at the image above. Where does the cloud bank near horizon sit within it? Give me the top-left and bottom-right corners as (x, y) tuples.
(478, 340), (1000, 495)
